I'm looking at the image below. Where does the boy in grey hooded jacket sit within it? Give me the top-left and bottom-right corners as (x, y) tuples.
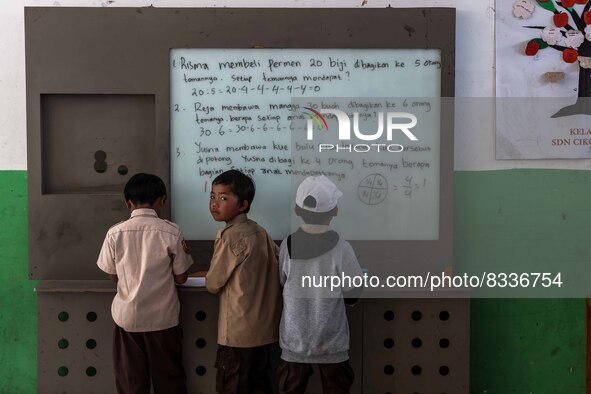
(278, 176), (363, 394)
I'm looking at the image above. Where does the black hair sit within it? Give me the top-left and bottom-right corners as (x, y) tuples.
(124, 173), (167, 205)
(295, 196), (337, 225)
(212, 169), (255, 213)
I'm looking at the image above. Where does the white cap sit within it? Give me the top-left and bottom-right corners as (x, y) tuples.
(295, 176), (343, 213)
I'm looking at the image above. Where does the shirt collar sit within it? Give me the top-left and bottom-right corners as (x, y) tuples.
(226, 213), (248, 227)
(216, 213), (248, 238)
(130, 208), (158, 218)
(300, 224), (332, 234)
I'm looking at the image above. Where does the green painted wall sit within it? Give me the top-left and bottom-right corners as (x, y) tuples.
(456, 170), (588, 393)
(0, 169), (587, 393)
(471, 298), (585, 394)
(0, 171), (36, 394)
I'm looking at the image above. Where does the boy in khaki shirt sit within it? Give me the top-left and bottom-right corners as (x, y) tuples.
(206, 169), (282, 394)
(97, 173), (194, 394)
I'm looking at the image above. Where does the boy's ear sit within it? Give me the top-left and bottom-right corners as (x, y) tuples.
(238, 199), (249, 212)
(159, 195), (167, 206)
(125, 200), (133, 210)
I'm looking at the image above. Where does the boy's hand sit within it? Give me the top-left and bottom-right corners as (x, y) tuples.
(189, 270), (208, 278)
(108, 274), (118, 283)
(174, 270), (189, 284)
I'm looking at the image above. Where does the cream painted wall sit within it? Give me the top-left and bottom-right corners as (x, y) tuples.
(5, 0), (585, 171)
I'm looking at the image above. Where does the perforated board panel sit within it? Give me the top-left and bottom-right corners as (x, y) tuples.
(38, 290), (468, 394)
(364, 298), (470, 394)
(38, 291), (115, 393)
(38, 287), (221, 394)
(179, 291), (219, 394)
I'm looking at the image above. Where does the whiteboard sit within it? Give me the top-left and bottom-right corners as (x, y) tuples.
(170, 48), (441, 240)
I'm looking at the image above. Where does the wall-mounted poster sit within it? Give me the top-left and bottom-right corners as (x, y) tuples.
(496, 0), (591, 159)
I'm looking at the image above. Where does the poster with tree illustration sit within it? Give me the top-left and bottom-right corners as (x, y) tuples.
(496, 0), (591, 158)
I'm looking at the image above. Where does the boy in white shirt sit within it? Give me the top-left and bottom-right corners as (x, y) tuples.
(97, 173), (193, 394)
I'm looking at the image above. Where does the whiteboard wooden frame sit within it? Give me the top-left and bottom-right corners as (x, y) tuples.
(26, 7), (454, 278)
